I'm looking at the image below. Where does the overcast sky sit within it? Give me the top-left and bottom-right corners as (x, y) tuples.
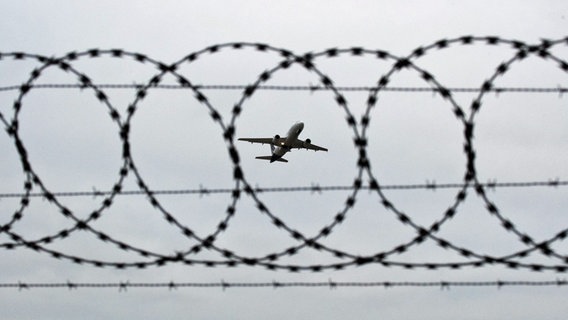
(1, 1), (568, 319)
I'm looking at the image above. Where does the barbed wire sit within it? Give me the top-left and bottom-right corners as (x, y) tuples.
(2, 279), (567, 291)
(0, 179), (566, 199)
(1, 83), (567, 93)
(1, 36), (568, 272)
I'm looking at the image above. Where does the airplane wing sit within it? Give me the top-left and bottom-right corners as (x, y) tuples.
(238, 137), (286, 146)
(238, 137), (328, 151)
(289, 139), (328, 152)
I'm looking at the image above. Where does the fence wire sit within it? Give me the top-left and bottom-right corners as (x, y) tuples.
(1, 83), (566, 93)
(2, 279), (567, 291)
(1, 36), (568, 273)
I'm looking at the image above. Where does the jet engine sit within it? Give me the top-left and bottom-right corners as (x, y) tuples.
(303, 138), (311, 147)
(272, 135), (280, 145)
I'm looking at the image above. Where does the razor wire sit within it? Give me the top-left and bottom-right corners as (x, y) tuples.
(1, 36), (568, 272)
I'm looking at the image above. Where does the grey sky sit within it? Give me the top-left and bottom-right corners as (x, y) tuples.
(1, 1), (568, 319)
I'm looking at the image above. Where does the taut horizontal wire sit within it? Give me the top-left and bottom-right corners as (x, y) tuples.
(0, 180), (566, 199)
(0, 83), (567, 93)
(2, 279), (567, 290)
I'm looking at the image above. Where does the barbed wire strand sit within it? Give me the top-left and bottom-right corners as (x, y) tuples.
(0, 179), (566, 199)
(2, 279), (567, 291)
(0, 83), (567, 93)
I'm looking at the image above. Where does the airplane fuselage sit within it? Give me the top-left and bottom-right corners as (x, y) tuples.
(271, 122), (304, 162)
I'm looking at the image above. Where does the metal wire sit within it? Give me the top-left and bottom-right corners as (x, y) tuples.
(1, 83), (566, 93)
(0, 179), (566, 199)
(1, 36), (568, 272)
(2, 279), (567, 291)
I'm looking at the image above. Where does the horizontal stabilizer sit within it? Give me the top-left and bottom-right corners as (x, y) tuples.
(255, 156), (288, 163)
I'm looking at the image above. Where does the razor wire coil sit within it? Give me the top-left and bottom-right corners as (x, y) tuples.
(1, 36), (568, 272)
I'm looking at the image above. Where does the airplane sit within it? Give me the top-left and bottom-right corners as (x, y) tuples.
(238, 122), (328, 163)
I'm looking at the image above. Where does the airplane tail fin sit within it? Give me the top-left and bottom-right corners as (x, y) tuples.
(255, 156), (288, 163)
